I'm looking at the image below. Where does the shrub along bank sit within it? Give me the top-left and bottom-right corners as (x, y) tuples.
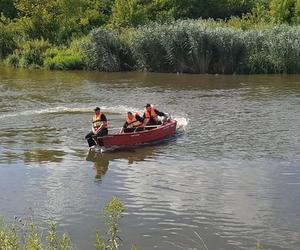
(83, 20), (300, 74)
(2, 19), (300, 74)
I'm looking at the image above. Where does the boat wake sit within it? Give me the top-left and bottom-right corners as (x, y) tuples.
(0, 106), (91, 119)
(173, 116), (189, 131)
(0, 105), (139, 119)
(0, 105), (189, 131)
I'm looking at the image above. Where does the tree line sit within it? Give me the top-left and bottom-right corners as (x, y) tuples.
(1, 0), (300, 73)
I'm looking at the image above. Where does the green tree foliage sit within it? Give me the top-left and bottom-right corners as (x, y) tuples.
(15, 0), (61, 42)
(0, 0), (17, 18)
(296, 0), (300, 23)
(14, 0), (113, 43)
(2, 0), (300, 75)
(143, 0), (176, 22)
(55, 0), (111, 42)
(0, 20), (18, 60)
(172, 0), (256, 19)
(109, 0), (148, 29)
(270, 0), (297, 23)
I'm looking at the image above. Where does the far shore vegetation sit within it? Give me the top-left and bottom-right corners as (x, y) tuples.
(1, 0), (300, 74)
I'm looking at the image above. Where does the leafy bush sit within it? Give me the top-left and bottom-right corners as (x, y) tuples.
(17, 39), (51, 68)
(44, 48), (84, 70)
(4, 53), (20, 67)
(241, 25), (300, 73)
(82, 28), (134, 71)
(125, 20), (300, 74)
(3, 39), (51, 68)
(127, 20), (245, 73)
(0, 22), (17, 60)
(80, 19), (300, 74)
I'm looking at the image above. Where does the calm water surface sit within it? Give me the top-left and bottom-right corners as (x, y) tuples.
(0, 67), (300, 249)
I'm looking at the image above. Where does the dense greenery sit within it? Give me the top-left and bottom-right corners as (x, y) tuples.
(83, 21), (300, 74)
(1, 0), (300, 73)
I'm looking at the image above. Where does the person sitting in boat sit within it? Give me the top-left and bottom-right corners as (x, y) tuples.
(122, 112), (144, 133)
(85, 107), (108, 147)
(143, 104), (167, 126)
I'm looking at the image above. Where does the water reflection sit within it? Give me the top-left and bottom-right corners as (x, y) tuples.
(23, 149), (66, 163)
(86, 146), (159, 179)
(86, 151), (109, 180)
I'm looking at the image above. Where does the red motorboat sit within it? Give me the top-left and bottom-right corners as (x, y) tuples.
(98, 119), (177, 149)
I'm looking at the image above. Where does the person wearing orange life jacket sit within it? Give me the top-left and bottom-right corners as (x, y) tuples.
(122, 112), (144, 133)
(143, 104), (166, 126)
(85, 107), (108, 147)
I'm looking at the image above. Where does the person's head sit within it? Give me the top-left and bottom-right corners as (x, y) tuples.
(145, 104), (151, 112)
(94, 107), (100, 115)
(127, 111), (134, 119)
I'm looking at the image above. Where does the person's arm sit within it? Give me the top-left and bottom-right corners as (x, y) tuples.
(100, 114), (108, 128)
(119, 121), (127, 133)
(123, 121), (128, 129)
(92, 118), (97, 134)
(101, 114), (107, 122)
(143, 113), (149, 125)
(154, 109), (165, 117)
(136, 114), (144, 123)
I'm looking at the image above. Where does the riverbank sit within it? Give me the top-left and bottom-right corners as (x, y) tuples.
(2, 20), (300, 74)
(1, 1), (300, 74)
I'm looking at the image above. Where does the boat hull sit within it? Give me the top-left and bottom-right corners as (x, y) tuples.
(102, 120), (177, 148)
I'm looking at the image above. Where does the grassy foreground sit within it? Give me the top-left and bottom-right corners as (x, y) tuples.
(0, 197), (132, 250)
(0, 196), (266, 249)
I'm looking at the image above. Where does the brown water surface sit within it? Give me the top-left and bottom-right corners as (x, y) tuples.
(0, 67), (300, 249)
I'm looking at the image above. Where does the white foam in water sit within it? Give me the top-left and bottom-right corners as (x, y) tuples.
(0, 105), (189, 131)
(0, 105), (140, 119)
(173, 116), (189, 131)
(0, 106), (91, 119)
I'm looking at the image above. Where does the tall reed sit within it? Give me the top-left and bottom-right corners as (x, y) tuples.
(83, 19), (300, 74)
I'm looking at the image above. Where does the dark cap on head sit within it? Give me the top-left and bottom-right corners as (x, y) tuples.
(145, 104), (151, 108)
(94, 107), (100, 111)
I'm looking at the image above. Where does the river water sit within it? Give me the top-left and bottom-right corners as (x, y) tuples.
(0, 67), (299, 249)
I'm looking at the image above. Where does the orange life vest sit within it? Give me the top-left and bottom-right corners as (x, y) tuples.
(92, 113), (108, 129)
(144, 106), (158, 121)
(126, 113), (142, 128)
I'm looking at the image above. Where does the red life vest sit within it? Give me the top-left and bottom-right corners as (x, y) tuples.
(144, 106), (158, 122)
(126, 113), (142, 128)
(92, 113), (108, 129)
